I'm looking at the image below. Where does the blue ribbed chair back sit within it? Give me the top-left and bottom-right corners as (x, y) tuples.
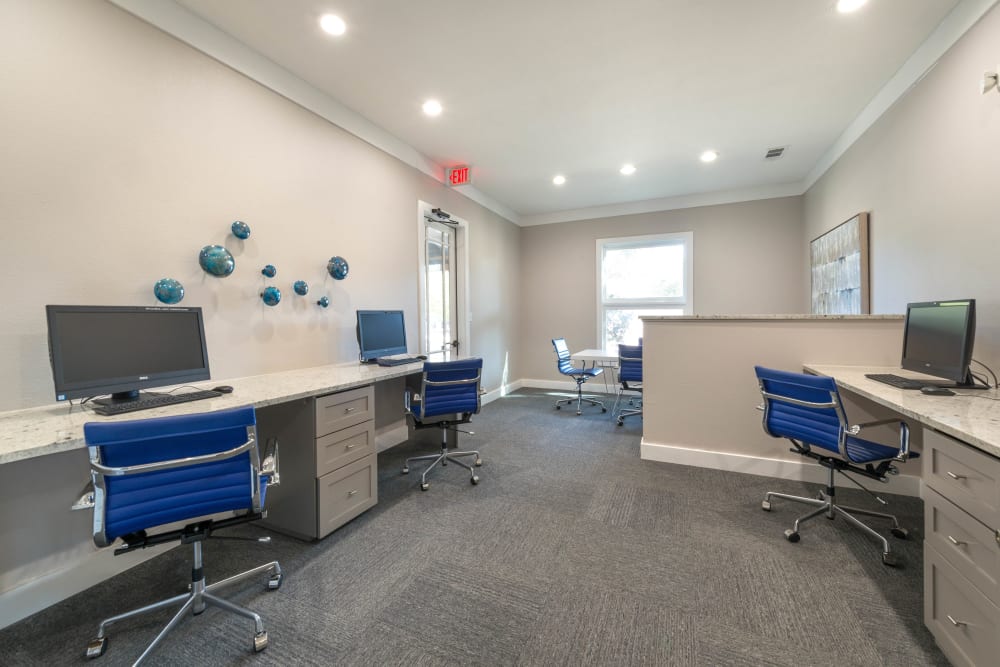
(83, 405), (260, 545)
(552, 338), (578, 375)
(754, 366), (844, 455)
(418, 358), (483, 419)
(618, 344), (643, 383)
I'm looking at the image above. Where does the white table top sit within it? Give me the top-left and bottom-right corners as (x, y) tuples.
(804, 364), (1000, 458)
(571, 348), (619, 363)
(0, 360), (426, 465)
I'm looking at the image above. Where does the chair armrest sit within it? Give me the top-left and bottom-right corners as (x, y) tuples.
(91, 435), (256, 477)
(261, 436), (280, 486)
(849, 418), (911, 461)
(70, 481), (95, 511)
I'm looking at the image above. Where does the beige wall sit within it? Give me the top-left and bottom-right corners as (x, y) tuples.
(804, 4), (1000, 369)
(0, 0), (520, 412)
(517, 196), (806, 382)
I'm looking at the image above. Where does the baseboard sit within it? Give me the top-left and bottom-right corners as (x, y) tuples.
(0, 543), (173, 630)
(640, 439), (922, 497)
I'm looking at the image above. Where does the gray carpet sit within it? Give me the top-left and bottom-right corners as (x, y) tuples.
(0, 389), (948, 666)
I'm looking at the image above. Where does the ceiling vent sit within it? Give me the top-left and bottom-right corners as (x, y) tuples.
(764, 147), (786, 160)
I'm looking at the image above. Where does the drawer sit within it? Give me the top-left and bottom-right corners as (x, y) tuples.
(925, 544), (1000, 667)
(315, 420), (374, 478)
(316, 453), (377, 538)
(926, 487), (1000, 608)
(924, 428), (1000, 528)
(315, 385), (373, 437)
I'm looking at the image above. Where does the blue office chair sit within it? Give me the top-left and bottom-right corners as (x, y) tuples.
(551, 338), (606, 415)
(403, 358), (484, 491)
(73, 405), (282, 663)
(613, 344), (642, 426)
(754, 366), (916, 566)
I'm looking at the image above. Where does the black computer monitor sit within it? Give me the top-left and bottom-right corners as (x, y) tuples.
(46, 305), (212, 402)
(356, 310), (407, 362)
(900, 299), (977, 387)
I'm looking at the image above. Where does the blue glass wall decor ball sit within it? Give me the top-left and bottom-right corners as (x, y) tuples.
(260, 286), (281, 307)
(231, 220), (251, 239)
(316, 296), (330, 308)
(293, 280), (309, 296)
(327, 256), (349, 280)
(153, 278), (185, 304)
(261, 264), (277, 278)
(199, 245), (235, 277)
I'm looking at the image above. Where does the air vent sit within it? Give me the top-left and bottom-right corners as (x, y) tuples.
(765, 147), (786, 159)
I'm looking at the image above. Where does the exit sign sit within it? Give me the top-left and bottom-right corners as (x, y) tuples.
(447, 165), (471, 186)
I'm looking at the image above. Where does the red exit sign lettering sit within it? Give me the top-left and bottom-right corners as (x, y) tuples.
(447, 166), (471, 186)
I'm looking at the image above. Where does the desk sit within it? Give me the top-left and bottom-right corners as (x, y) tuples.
(806, 364), (1000, 667)
(570, 347), (619, 391)
(0, 359), (430, 628)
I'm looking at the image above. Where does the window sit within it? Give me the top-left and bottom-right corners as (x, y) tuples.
(597, 232), (693, 349)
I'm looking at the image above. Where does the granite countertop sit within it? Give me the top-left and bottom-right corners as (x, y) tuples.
(642, 314), (904, 321)
(0, 360), (424, 465)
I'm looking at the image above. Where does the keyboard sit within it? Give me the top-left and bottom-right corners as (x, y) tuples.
(864, 373), (926, 390)
(375, 356), (423, 367)
(93, 389), (223, 416)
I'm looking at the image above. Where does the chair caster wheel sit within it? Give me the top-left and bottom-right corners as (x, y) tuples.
(882, 552), (898, 567)
(601, 408), (607, 413)
(254, 631), (269, 653)
(616, 418), (624, 426)
(421, 483), (429, 491)
(784, 529), (800, 543)
(401, 467), (409, 474)
(555, 405), (561, 410)
(85, 637), (107, 659)
(267, 573), (283, 590)
(576, 411), (582, 415)
(761, 500), (771, 511)
(471, 475), (479, 485)
(891, 527), (909, 539)
(474, 458), (482, 466)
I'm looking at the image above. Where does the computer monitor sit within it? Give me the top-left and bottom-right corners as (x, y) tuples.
(46, 305), (212, 403)
(356, 310), (407, 362)
(900, 299), (977, 387)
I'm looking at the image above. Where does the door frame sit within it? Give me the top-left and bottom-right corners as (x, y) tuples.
(416, 200), (470, 357)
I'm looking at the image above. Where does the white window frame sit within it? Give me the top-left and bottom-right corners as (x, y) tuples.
(595, 232), (694, 347)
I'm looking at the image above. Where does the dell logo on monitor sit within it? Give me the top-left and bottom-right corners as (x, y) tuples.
(139, 375), (149, 380)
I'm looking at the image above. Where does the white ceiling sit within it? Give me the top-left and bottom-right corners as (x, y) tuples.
(125, 0), (987, 223)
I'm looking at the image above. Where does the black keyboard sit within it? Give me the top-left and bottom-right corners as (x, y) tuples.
(375, 356), (423, 367)
(93, 389), (223, 416)
(864, 373), (925, 390)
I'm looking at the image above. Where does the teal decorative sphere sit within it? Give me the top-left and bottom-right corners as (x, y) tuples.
(153, 278), (185, 304)
(199, 245), (235, 277)
(231, 221), (251, 239)
(327, 256), (349, 280)
(293, 280), (309, 296)
(261, 264), (277, 278)
(260, 286), (281, 307)
(316, 296), (330, 308)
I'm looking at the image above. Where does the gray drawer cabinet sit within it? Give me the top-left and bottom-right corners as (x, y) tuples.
(257, 385), (378, 540)
(924, 428), (1000, 666)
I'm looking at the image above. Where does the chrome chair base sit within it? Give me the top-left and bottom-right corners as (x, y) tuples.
(761, 466), (907, 566)
(86, 540), (282, 664)
(403, 443), (482, 490)
(613, 392), (642, 425)
(555, 379), (607, 415)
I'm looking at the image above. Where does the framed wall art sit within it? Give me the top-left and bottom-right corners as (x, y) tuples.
(810, 212), (870, 315)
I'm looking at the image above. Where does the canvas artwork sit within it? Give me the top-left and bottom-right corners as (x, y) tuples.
(810, 212), (870, 315)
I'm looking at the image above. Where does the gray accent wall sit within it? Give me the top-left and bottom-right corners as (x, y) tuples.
(517, 197), (806, 383)
(804, 4), (1000, 368)
(0, 0), (520, 412)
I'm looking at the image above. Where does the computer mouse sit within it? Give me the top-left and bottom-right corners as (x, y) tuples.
(417, 355), (428, 360)
(212, 385), (234, 394)
(920, 386), (955, 396)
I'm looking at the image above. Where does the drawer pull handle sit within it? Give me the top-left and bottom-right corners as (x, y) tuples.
(346, 444), (356, 450)
(348, 489), (358, 497)
(947, 535), (967, 547)
(344, 407), (356, 413)
(946, 471), (966, 480)
(946, 614), (967, 628)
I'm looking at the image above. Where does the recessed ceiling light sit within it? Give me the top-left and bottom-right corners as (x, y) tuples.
(553, 175), (566, 186)
(620, 164), (637, 176)
(319, 14), (346, 36)
(700, 150), (719, 163)
(836, 0), (867, 13)
(422, 99), (443, 117)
